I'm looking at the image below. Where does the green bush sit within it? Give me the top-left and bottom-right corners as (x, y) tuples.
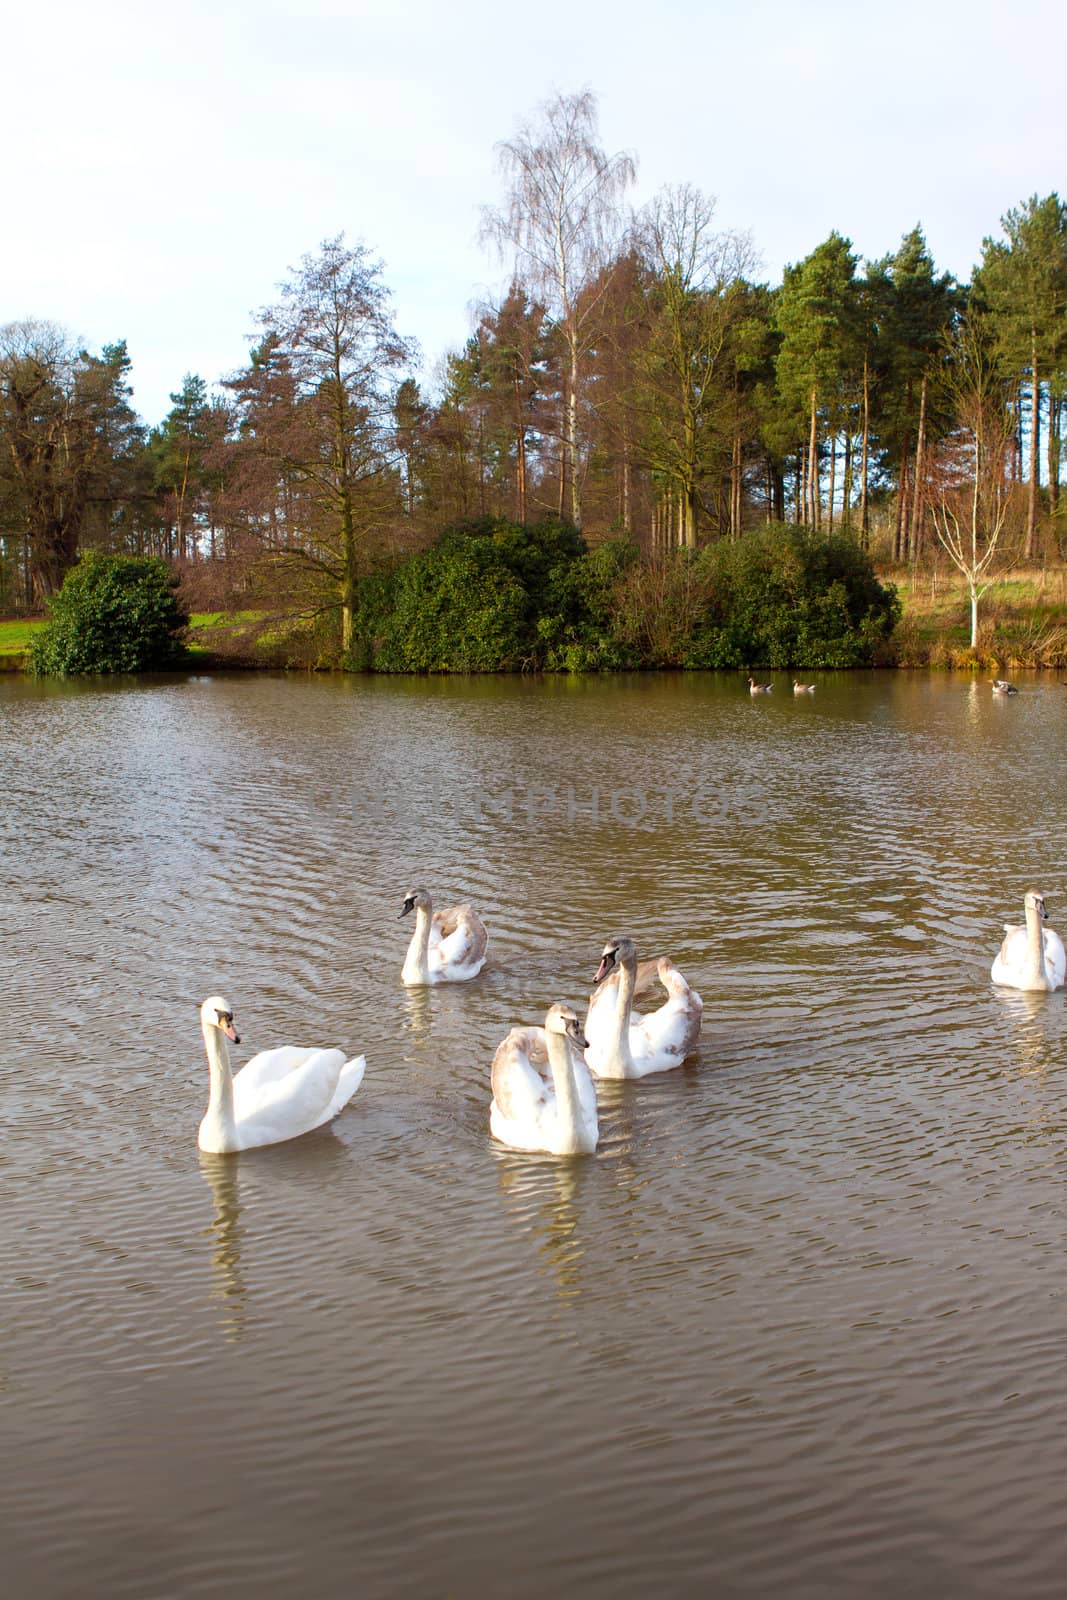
(354, 518), (638, 672)
(686, 526), (900, 669)
(30, 552), (189, 676)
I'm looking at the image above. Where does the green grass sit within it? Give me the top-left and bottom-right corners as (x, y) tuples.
(0, 618), (44, 659)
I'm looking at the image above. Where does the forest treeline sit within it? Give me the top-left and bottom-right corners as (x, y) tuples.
(1, 92), (1065, 665)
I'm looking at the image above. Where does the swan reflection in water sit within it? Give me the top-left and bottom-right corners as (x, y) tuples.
(993, 987), (1063, 1080)
(199, 1153), (248, 1343)
(495, 1157), (589, 1304)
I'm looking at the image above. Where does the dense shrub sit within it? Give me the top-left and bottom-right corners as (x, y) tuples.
(351, 518), (898, 674)
(30, 552), (189, 675)
(686, 526), (900, 669)
(354, 517), (637, 672)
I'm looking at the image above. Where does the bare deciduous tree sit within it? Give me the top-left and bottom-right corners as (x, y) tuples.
(929, 316), (1015, 649)
(481, 90), (635, 529)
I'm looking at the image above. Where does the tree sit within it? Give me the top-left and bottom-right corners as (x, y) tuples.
(928, 315), (1015, 649)
(773, 234), (860, 531)
(150, 374), (216, 559)
(0, 322), (143, 603)
(630, 183), (756, 546)
(873, 229), (961, 560)
(977, 194), (1067, 557)
(226, 236), (414, 654)
(481, 89), (635, 528)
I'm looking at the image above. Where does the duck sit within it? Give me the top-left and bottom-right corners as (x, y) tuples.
(584, 937), (703, 1079)
(990, 679), (1018, 695)
(991, 892), (1066, 992)
(490, 1004), (598, 1155)
(197, 996), (365, 1153)
(793, 680), (816, 694)
(748, 677), (773, 695)
(399, 886), (488, 985)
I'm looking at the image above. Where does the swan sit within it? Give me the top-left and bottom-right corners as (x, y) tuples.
(991, 893), (1066, 992)
(793, 680), (816, 694)
(399, 886), (488, 985)
(197, 996), (366, 1153)
(748, 677), (773, 695)
(991, 679), (1018, 695)
(584, 937), (703, 1079)
(490, 1004), (598, 1155)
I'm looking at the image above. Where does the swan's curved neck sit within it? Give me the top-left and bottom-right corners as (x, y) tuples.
(402, 903), (433, 983)
(546, 1030), (593, 1155)
(604, 955), (637, 1074)
(1025, 901), (1051, 988)
(201, 1022), (238, 1151)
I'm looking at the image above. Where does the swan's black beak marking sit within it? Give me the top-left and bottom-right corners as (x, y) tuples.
(399, 897), (415, 919)
(216, 1008), (240, 1044)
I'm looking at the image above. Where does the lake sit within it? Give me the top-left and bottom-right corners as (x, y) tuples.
(2, 669), (1066, 1598)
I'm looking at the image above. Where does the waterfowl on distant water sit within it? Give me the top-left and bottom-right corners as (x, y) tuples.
(197, 997), (365, 1153)
(991, 893), (1066, 992)
(490, 1004), (598, 1155)
(793, 680), (816, 694)
(990, 679), (1018, 695)
(584, 937), (703, 1079)
(748, 677), (773, 695)
(399, 886), (488, 985)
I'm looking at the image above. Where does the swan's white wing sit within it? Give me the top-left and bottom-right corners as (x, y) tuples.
(635, 990), (703, 1068)
(234, 1048), (347, 1147)
(433, 904), (489, 977)
(324, 1054), (366, 1119)
(490, 1027), (550, 1124)
(992, 926), (1031, 984)
(1043, 927), (1066, 988)
(233, 1046), (320, 1114)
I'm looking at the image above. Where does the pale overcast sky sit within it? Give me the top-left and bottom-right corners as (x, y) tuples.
(3, 0), (1062, 426)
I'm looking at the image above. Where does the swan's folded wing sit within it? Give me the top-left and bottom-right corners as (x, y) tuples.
(233, 1046), (319, 1115)
(1043, 927), (1066, 987)
(635, 983), (704, 1066)
(324, 1054), (366, 1119)
(490, 1027), (550, 1123)
(435, 904), (489, 972)
(236, 1048), (347, 1144)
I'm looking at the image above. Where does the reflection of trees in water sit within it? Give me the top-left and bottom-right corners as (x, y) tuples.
(199, 1153), (247, 1343)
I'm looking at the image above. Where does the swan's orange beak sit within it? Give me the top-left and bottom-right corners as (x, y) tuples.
(220, 1018), (240, 1043)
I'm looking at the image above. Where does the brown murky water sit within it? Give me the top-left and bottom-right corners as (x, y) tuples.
(3, 670), (1067, 1598)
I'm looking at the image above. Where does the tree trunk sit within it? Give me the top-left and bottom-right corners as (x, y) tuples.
(860, 354), (870, 548)
(911, 374), (929, 563)
(1026, 330), (1039, 559)
(513, 375), (527, 523)
(808, 386), (819, 528)
(827, 432), (836, 536)
(1049, 392), (1061, 519)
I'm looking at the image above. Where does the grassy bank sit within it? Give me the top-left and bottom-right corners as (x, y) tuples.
(883, 565), (1067, 669)
(5, 567), (1067, 673)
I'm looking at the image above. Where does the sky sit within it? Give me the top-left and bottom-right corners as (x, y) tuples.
(3, 0), (1063, 427)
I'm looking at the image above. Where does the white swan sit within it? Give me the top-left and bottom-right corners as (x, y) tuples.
(748, 677), (773, 695)
(490, 1004), (598, 1155)
(584, 937), (703, 1079)
(991, 679), (1018, 696)
(399, 886), (488, 985)
(991, 893), (1066, 992)
(197, 996), (366, 1152)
